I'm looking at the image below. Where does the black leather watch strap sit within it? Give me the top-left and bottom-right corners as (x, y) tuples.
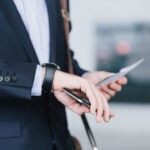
(42, 63), (60, 93)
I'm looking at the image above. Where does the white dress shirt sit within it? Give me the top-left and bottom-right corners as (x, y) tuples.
(13, 0), (50, 96)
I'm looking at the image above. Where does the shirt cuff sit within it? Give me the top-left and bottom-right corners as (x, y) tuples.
(31, 65), (43, 96)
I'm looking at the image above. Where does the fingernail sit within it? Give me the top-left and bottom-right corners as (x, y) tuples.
(98, 120), (101, 124)
(106, 117), (110, 123)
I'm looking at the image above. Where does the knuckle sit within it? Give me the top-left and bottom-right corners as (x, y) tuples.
(83, 79), (89, 86)
(111, 83), (116, 89)
(107, 95), (111, 100)
(111, 91), (116, 96)
(98, 108), (103, 114)
(123, 77), (127, 82)
(118, 86), (122, 91)
(104, 106), (109, 111)
(104, 108), (110, 115)
(67, 105), (72, 110)
(113, 92), (116, 96)
(91, 104), (97, 110)
(97, 103), (103, 111)
(80, 79), (88, 91)
(77, 111), (83, 116)
(92, 98), (98, 105)
(87, 79), (93, 85)
(98, 111), (102, 117)
(90, 107), (97, 114)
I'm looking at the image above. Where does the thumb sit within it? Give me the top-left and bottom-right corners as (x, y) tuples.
(97, 71), (114, 81)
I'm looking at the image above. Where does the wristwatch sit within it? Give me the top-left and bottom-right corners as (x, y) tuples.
(42, 63), (60, 93)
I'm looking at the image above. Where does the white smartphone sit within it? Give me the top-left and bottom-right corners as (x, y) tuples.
(96, 58), (144, 86)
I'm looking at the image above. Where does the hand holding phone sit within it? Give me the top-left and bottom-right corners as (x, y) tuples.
(63, 59), (144, 108)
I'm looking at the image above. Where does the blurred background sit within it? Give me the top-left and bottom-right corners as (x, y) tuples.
(67, 0), (150, 150)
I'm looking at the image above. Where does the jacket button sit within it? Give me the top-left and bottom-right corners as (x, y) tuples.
(4, 76), (11, 82)
(0, 76), (3, 82)
(11, 76), (18, 82)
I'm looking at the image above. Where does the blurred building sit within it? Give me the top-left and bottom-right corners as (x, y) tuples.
(95, 23), (150, 102)
(69, 1), (150, 150)
(70, 0), (150, 71)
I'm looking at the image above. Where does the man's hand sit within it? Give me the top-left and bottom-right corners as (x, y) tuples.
(52, 70), (113, 123)
(82, 71), (128, 100)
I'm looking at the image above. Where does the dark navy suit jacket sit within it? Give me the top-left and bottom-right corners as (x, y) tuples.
(0, 0), (86, 149)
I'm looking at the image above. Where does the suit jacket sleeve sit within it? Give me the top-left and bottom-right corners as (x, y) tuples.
(0, 61), (37, 100)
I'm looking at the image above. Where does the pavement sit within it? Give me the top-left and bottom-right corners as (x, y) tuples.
(67, 103), (150, 150)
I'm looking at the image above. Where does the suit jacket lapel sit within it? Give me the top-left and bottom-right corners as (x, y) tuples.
(0, 0), (39, 63)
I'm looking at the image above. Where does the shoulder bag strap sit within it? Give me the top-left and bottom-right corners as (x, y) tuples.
(60, 0), (73, 73)
(60, 0), (99, 149)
